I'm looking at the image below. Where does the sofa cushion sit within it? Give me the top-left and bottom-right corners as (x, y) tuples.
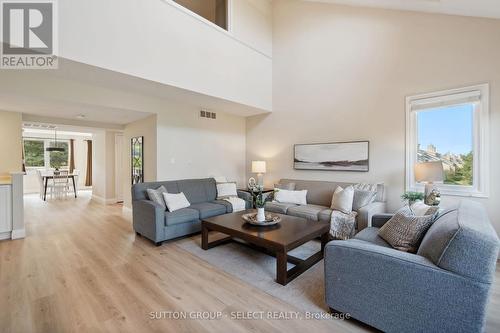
(265, 201), (297, 214)
(354, 227), (391, 248)
(212, 200), (233, 213)
(177, 179), (217, 204)
(318, 209), (333, 222)
(287, 204), (328, 221)
(164, 208), (200, 226)
(190, 202), (227, 219)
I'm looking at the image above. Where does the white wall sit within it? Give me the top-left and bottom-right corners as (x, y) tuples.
(232, 0), (273, 56)
(123, 115), (158, 208)
(92, 130), (121, 204)
(58, 0), (272, 111)
(0, 111), (22, 174)
(156, 104), (246, 185)
(122, 106), (246, 208)
(246, 0), (500, 234)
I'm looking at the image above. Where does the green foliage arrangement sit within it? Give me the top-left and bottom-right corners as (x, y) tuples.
(401, 191), (424, 205)
(251, 187), (273, 208)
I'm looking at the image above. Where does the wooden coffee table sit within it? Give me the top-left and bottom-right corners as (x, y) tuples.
(201, 210), (330, 286)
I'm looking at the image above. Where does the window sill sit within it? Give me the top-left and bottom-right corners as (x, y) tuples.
(407, 185), (489, 199)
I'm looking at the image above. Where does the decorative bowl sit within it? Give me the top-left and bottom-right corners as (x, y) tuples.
(242, 212), (281, 226)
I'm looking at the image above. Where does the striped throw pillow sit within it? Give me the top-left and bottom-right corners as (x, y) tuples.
(378, 205), (436, 253)
(146, 186), (167, 209)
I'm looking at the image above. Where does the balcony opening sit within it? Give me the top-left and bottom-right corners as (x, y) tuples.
(173, 0), (228, 30)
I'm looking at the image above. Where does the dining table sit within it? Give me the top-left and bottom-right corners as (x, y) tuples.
(42, 173), (78, 201)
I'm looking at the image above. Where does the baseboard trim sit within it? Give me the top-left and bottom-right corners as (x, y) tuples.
(91, 195), (118, 205)
(0, 231), (11, 240)
(11, 228), (25, 239)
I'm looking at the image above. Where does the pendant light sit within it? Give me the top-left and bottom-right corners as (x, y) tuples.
(46, 128), (65, 152)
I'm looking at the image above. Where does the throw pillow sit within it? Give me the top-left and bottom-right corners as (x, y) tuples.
(162, 192), (191, 212)
(216, 182), (238, 199)
(378, 206), (436, 253)
(331, 186), (355, 214)
(274, 189), (307, 205)
(352, 190), (377, 211)
(146, 185), (168, 209)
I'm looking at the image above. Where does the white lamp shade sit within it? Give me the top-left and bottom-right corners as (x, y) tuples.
(252, 161), (267, 173)
(415, 161), (444, 183)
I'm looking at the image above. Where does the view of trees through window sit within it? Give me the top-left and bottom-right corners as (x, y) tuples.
(24, 140), (45, 167)
(417, 104), (474, 186)
(23, 139), (69, 169)
(49, 141), (69, 169)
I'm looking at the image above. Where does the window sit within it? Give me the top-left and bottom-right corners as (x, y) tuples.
(49, 141), (69, 169)
(172, 0), (229, 30)
(406, 84), (489, 197)
(23, 139), (70, 169)
(24, 139), (45, 167)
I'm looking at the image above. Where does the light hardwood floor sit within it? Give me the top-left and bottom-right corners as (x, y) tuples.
(1, 193), (498, 333)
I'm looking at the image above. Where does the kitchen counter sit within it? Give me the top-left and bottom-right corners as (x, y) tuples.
(0, 176), (12, 185)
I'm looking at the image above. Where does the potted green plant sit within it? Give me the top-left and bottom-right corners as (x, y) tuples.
(252, 187), (273, 222)
(401, 191), (425, 207)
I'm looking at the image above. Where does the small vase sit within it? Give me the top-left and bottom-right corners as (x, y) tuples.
(257, 207), (266, 222)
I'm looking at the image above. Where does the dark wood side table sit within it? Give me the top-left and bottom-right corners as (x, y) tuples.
(201, 210), (330, 286)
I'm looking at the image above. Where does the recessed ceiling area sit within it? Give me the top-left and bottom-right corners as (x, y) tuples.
(305, 0), (500, 20)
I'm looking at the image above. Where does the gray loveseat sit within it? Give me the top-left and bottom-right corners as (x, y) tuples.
(132, 178), (251, 245)
(324, 200), (500, 333)
(264, 179), (386, 231)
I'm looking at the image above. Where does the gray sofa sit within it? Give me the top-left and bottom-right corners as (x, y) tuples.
(132, 178), (251, 245)
(264, 179), (386, 231)
(325, 200), (500, 333)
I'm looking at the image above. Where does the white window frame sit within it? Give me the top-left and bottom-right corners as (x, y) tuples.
(405, 84), (490, 198)
(23, 138), (70, 170)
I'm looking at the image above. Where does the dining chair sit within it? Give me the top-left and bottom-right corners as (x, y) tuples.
(51, 170), (70, 199)
(36, 170), (45, 199)
(71, 169), (80, 196)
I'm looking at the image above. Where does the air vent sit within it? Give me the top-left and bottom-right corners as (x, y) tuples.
(200, 110), (216, 120)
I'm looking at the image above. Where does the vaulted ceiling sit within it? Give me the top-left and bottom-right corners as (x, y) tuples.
(304, 0), (500, 19)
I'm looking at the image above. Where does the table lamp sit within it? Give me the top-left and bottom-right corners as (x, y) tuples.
(415, 161), (444, 206)
(251, 161), (267, 187)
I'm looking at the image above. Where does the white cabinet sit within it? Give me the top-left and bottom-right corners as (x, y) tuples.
(0, 185), (12, 235)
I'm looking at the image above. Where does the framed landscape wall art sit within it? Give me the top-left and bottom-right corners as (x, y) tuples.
(294, 141), (369, 172)
(131, 136), (144, 185)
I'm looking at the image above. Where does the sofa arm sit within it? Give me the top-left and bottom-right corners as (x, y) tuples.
(356, 201), (386, 230)
(132, 200), (165, 243)
(237, 190), (253, 209)
(371, 213), (394, 228)
(324, 240), (491, 333)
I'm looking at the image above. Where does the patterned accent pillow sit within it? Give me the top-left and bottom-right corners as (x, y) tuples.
(378, 206), (437, 253)
(146, 186), (167, 209)
(352, 190), (377, 211)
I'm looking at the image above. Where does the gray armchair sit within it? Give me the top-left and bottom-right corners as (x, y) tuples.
(324, 200), (499, 333)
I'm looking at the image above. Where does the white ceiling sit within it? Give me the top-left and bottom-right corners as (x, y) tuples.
(0, 58), (269, 129)
(305, 0), (500, 19)
(0, 93), (151, 126)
